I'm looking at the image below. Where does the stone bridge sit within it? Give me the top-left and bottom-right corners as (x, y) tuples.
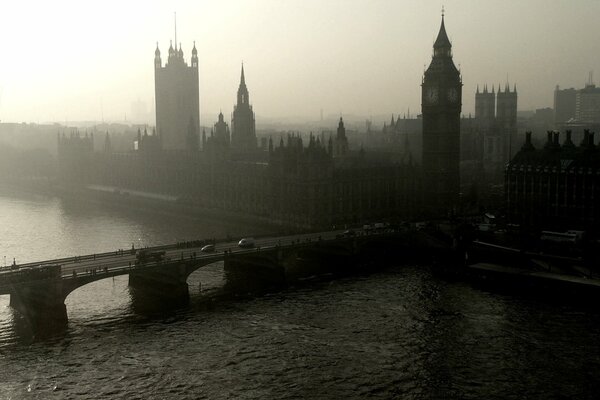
(0, 228), (455, 327)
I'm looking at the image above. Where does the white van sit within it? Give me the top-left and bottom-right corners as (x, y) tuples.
(238, 238), (255, 248)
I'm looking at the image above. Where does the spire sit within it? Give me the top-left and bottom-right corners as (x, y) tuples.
(237, 63), (249, 105)
(192, 40), (197, 55)
(476, 84), (479, 94)
(168, 40), (174, 58)
(433, 12), (451, 54)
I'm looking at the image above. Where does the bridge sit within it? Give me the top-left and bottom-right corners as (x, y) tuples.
(0, 227), (451, 327)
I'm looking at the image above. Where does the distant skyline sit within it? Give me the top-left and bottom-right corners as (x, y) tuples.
(0, 0), (599, 124)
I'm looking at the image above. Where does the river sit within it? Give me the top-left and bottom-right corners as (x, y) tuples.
(0, 188), (599, 399)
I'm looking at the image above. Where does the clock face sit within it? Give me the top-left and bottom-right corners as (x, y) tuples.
(447, 88), (458, 103)
(426, 87), (439, 104)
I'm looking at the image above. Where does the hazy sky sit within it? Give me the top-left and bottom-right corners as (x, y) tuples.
(0, 0), (599, 125)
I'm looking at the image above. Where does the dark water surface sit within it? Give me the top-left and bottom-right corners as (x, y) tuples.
(0, 190), (599, 399)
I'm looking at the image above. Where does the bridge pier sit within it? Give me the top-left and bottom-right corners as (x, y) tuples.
(10, 281), (68, 328)
(128, 263), (190, 304)
(224, 251), (286, 293)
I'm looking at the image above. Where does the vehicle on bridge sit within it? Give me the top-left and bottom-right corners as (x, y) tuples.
(238, 238), (255, 248)
(135, 249), (166, 264)
(1, 264), (61, 284)
(201, 244), (216, 253)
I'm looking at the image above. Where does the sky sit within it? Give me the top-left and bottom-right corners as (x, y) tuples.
(0, 0), (598, 125)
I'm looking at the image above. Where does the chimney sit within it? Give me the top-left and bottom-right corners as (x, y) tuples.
(545, 131), (553, 149)
(563, 130), (574, 148)
(522, 131), (534, 151)
(582, 129), (590, 147)
(590, 132), (595, 147)
(553, 131), (560, 147)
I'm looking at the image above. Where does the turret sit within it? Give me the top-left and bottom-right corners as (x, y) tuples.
(191, 41), (198, 68)
(154, 43), (161, 69)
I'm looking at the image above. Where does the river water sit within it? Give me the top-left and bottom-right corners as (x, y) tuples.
(0, 188), (599, 399)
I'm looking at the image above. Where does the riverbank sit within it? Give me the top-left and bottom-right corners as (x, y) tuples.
(0, 179), (286, 238)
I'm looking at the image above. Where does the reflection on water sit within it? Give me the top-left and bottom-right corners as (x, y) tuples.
(0, 190), (599, 399)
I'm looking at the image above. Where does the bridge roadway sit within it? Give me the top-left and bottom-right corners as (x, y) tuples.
(0, 228), (359, 288)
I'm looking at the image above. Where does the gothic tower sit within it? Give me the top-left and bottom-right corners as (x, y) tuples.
(475, 84), (496, 131)
(231, 64), (257, 153)
(496, 83), (518, 160)
(334, 117), (349, 157)
(421, 13), (462, 216)
(214, 111), (230, 146)
(154, 40), (200, 151)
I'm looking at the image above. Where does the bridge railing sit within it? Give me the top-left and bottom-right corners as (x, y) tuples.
(1, 228), (403, 278)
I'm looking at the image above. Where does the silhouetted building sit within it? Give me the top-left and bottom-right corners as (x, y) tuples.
(506, 130), (600, 231)
(554, 85), (577, 125)
(231, 64), (257, 153)
(214, 111), (231, 147)
(553, 78), (600, 126)
(268, 132), (419, 227)
(576, 83), (600, 124)
(421, 14), (462, 216)
(154, 41), (199, 151)
(204, 112), (231, 160)
(57, 131), (94, 184)
(333, 117), (349, 157)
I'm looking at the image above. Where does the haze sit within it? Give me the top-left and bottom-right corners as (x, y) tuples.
(0, 0), (598, 124)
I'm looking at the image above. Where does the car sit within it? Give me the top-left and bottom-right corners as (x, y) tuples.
(200, 244), (215, 253)
(238, 238), (255, 248)
(343, 229), (356, 237)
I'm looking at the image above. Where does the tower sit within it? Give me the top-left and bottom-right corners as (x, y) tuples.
(421, 13), (462, 215)
(475, 84), (495, 129)
(231, 64), (257, 153)
(154, 39), (199, 151)
(334, 117), (349, 157)
(496, 82), (518, 160)
(214, 111), (230, 146)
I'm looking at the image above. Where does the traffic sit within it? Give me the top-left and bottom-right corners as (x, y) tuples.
(0, 223), (399, 287)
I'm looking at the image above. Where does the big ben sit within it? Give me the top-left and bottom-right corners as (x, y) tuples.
(421, 13), (462, 216)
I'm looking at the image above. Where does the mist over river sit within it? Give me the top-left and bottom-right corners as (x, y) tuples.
(0, 189), (599, 399)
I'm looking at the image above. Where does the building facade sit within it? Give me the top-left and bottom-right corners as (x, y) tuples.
(505, 130), (600, 231)
(421, 15), (462, 216)
(576, 83), (600, 124)
(554, 85), (577, 125)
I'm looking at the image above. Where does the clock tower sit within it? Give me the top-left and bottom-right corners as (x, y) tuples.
(421, 13), (462, 216)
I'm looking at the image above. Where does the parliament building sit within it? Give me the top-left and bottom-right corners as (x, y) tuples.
(505, 130), (600, 231)
(58, 17), (462, 228)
